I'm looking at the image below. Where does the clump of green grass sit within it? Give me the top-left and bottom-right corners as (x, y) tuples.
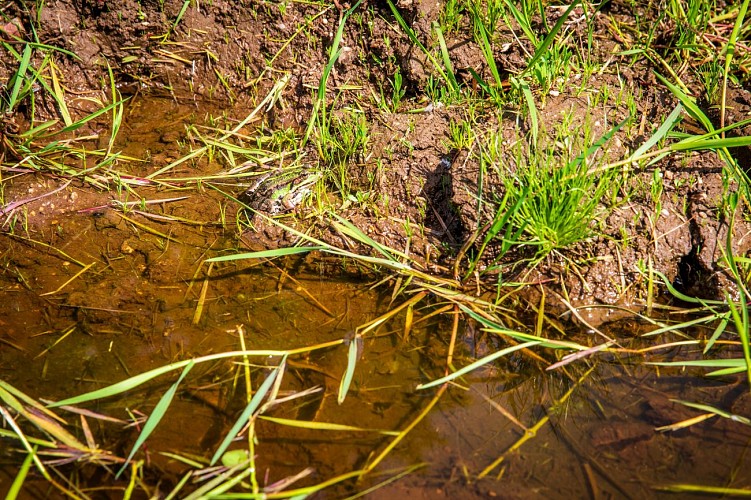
(0, 37), (128, 189)
(316, 109), (369, 199)
(504, 146), (621, 264)
(385, 0), (461, 103)
(475, 112), (629, 268)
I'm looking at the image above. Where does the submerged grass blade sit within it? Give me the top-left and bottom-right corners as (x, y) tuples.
(657, 484), (751, 496)
(365, 385), (447, 474)
(479, 365), (595, 478)
(260, 416), (399, 435)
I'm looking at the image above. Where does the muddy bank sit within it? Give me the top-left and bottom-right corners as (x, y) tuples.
(2, 1), (750, 317)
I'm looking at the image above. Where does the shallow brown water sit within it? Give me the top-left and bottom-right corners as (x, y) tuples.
(2, 97), (751, 499)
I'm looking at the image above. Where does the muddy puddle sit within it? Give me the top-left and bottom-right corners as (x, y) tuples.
(2, 96), (750, 498)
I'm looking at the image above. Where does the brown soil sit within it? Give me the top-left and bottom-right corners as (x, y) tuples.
(2, 0), (750, 316)
(2, 1), (749, 325)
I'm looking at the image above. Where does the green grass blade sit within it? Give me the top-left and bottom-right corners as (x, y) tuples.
(726, 292), (751, 386)
(33, 98), (129, 138)
(460, 305), (586, 350)
(205, 246), (324, 263)
(170, 0), (191, 35)
(648, 359), (746, 368)
(517, 79), (538, 144)
(568, 115), (630, 170)
(672, 399), (751, 425)
(48, 59), (72, 127)
(503, 0), (538, 45)
(304, 0), (362, 145)
(433, 21), (459, 93)
(468, 215), (529, 277)
(470, 4), (501, 88)
(468, 67), (493, 97)
(653, 270), (725, 306)
(105, 62), (124, 160)
(331, 213), (409, 262)
(0, 410), (49, 481)
(210, 357), (286, 465)
(721, 0), (750, 132)
(0, 384), (25, 415)
(0, 380), (52, 415)
(117, 361), (195, 477)
(522, 1), (579, 75)
(49, 360), (193, 407)
(630, 104), (684, 160)
(704, 315), (730, 354)
(338, 335), (360, 404)
(7, 44), (32, 110)
(184, 461), (254, 500)
(163, 471), (193, 500)
(673, 117), (751, 144)
(6, 447), (35, 500)
(671, 135), (751, 151)
(48, 350), (289, 407)
(417, 341), (541, 390)
(641, 315), (718, 337)
(655, 72), (713, 131)
(385, 0), (451, 90)
(706, 367), (747, 376)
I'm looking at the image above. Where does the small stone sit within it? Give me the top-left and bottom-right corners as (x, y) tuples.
(121, 240), (135, 254)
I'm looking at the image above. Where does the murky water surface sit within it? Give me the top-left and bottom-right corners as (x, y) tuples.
(1, 97), (750, 498)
